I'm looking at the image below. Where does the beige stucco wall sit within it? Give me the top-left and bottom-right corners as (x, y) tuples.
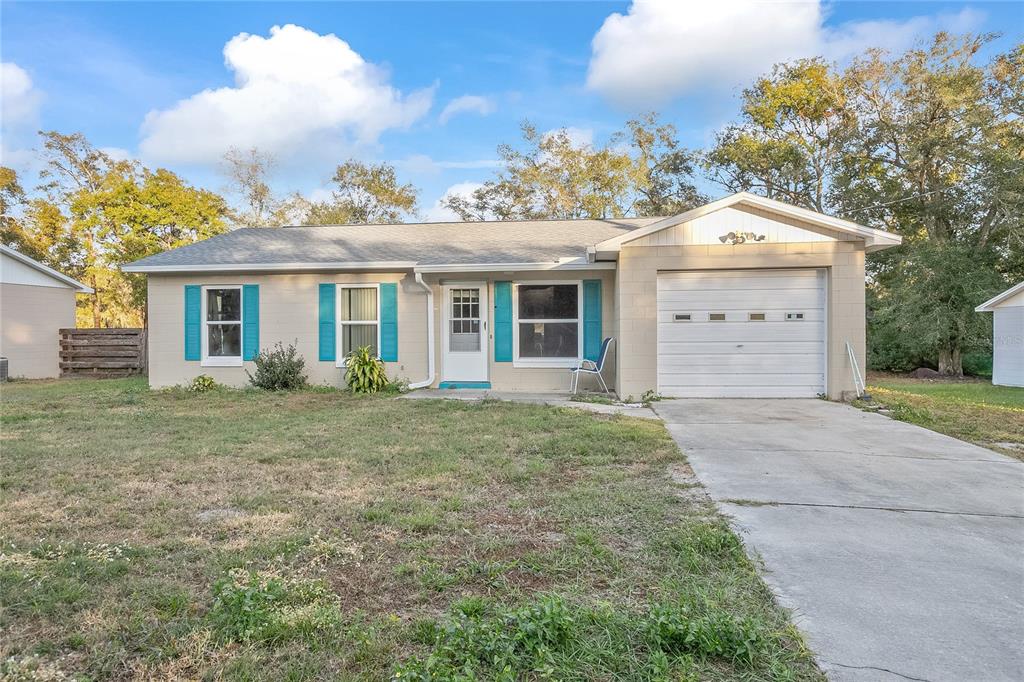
(0, 282), (77, 378)
(146, 269), (616, 392)
(147, 272), (429, 389)
(615, 240), (866, 400)
(421, 269), (617, 392)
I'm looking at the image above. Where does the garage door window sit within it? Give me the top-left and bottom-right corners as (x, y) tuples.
(515, 283), (580, 365)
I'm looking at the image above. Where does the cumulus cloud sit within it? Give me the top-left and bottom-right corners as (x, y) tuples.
(139, 24), (435, 165)
(586, 1), (984, 105)
(1, 62), (42, 127)
(438, 95), (496, 124)
(424, 181), (484, 221)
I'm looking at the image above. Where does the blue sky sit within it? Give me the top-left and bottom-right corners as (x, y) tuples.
(2, 1), (1020, 220)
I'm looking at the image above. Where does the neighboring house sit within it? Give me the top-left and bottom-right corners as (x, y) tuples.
(0, 245), (92, 379)
(975, 282), (1024, 388)
(123, 192), (902, 398)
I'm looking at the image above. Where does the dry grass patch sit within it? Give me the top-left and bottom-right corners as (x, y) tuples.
(1, 378), (821, 680)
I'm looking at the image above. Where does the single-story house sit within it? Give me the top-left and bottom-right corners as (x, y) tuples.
(975, 281), (1024, 388)
(123, 192), (902, 398)
(1, 244), (92, 379)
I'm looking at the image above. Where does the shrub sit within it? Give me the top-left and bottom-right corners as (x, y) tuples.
(188, 374), (217, 393)
(247, 342), (307, 391)
(344, 345), (389, 394)
(645, 601), (765, 666)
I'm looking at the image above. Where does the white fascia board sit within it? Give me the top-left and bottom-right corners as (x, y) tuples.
(0, 244), (94, 292)
(414, 260), (616, 273)
(121, 261), (418, 274)
(975, 281), (1024, 312)
(593, 192), (903, 252)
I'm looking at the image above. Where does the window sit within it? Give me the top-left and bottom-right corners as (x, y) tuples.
(748, 312), (766, 321)
(709, 312), (726, 321)
(449, 288), (481, 352)
(338, 285), (379, 360)
(203, 286), (242, 366)
(674, 313), (692, 322)
(786, 312), (805, 321)
(515, 283), (580, 364)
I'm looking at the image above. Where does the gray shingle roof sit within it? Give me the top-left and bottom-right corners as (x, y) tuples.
(124, 217), (662, 271)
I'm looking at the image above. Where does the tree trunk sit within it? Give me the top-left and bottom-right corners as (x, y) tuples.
(937, 345), (963, 377)
(91, 275), (101, 329)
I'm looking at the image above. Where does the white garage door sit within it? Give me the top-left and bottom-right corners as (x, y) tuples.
(657, 269), (826, 398)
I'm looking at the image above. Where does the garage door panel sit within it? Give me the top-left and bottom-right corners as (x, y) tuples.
(660, 385), (824, 398)
(657, 269), (826, 398)
(657, 325), (823, 344)
(658, 354), (824, 374)
(657, 290), (823, 308)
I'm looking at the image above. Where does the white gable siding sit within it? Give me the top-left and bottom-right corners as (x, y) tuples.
(0, 251), (75, 289)
(992, 306), (1024, 387)
(629, 205), (856, 248)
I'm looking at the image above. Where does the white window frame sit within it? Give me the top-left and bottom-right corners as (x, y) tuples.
(512, 280), (583, 368)
(336, 283), (382, 367)
(201, 284), (243, 367)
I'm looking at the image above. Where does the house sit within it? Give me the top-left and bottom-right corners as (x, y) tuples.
(123, 192), (902, 398)
(1, 245), (92, 379)
(975, 281), (1024, 388)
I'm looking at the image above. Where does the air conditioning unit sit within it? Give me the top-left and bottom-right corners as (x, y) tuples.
(0, 357), (8, 382)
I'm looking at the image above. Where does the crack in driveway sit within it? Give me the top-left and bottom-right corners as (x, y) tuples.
(720, 499), (1024, 519)
(824, 660), (933, 681)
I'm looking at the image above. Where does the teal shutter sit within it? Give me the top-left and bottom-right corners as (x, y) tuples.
(184, 285), (201, 361)
(380, 282), (398, 362)
(582, 280), (602, 361)
(242, 284), (259, 361)
(318, 283), (336, 362)
(494, 281), (513, 362)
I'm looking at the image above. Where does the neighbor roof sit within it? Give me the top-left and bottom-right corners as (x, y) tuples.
(122, 217), (662, 273)
(975, 281), (1024, 312)
(0, 244), (93, 292)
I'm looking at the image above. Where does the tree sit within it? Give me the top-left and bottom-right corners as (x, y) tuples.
(705, 34), (1022, 376)
(833, 34), (1022, 375)
(443, 115), (705, 221)
(220, 147), (286, 227)
(9, 132), (231, 327)
(302, 160), (419, 225)
(704, 59), (853, 212)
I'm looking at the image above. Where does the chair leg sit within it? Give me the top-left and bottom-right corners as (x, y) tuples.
(570, 370), (577, 394)
(597, 371), (609, 395)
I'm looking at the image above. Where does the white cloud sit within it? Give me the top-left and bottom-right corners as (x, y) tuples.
(396, 154), (502, 176)
(424, 181), (484, 221)
(438, 95), (496, 124)
(100, 146), (133, 162)
(139, 24), (435, 165)
(586, 1), (984, 105)
(1, 62), (42, 127)
(543, 126), (594, 148)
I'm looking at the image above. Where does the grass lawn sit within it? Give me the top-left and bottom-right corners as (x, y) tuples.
(0, 378), (819, 681)
(865, 373), (1024, 460)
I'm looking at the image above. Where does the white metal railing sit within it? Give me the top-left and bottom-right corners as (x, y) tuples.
(846, 341), (866, 398)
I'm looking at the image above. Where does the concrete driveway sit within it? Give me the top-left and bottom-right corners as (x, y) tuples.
(654, 399), (1024, 682)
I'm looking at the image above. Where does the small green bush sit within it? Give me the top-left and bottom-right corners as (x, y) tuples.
(645, 601), (764, 666)
(247, 342), (308, 391)
(344, 345), (390, 394)
(188, 374), (217, 392)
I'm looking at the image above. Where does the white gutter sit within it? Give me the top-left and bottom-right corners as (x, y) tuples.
(121, 261), (418, 274)
(407, 272), (435, 389)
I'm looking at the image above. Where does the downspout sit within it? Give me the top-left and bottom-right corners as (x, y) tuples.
(408, 272), (435, 389)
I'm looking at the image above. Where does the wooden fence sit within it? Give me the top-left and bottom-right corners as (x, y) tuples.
(59, 328), (147, 378)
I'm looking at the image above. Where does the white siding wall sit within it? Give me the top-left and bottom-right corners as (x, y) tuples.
(992, 305), (1024, 387)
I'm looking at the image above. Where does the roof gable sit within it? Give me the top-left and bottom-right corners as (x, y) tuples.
(0, 245), (92, 292)
(593, 192), (902, 254)
(976, 281), (1024, 311)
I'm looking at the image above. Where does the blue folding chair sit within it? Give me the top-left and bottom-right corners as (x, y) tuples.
(570, 337), (613, 394)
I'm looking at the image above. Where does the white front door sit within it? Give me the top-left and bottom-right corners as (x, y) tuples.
(442, 283), (489, 383)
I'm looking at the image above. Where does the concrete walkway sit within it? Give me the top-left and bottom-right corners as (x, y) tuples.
(401, 389), (659, 419)
(654, 398), (1024, 682)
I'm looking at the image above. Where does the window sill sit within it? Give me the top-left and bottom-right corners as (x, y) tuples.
(513, 358), (580, 369)
(202, 357), (243, 368)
